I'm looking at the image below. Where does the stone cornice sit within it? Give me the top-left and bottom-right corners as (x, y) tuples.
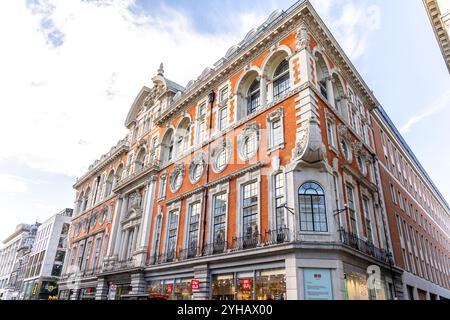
(73, 139), (130, 189)
(424, 0), (450, 73)
(154, 1), (309, 126)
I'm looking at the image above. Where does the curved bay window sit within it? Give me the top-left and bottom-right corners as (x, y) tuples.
(273, 59), (290, 99)
(247, 79), (261, 116)
(298, 182), (328, 232)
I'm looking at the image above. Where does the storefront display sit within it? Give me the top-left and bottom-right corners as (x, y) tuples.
(255, 269), (286, 300)
(80, 287), (96, 300)
(212, 269), (286, 301)
(211, 274), (234, 300)
(147, 278), (193, 300)
(344, 270), (369, 300)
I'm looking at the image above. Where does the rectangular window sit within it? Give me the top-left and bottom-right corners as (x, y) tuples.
(187, 202), (201, 257)
(166, 211), (179, 261)
(242, 181), (259, 247)
(158, 175), (167, 199)
(346, 185), (358, 236)
(271, 119), (283, 147)
(218, 107), (228, 131)
(362, 196), (373, 243)
(274, 173), (285, 230)
(212, 193), (227, 253)
(326, 120), (337, 148)
(90, 237), (101, 270)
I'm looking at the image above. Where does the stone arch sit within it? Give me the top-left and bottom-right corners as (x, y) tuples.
(160, 127), (175, 164)
(174, 116), (192, 155)
(104, 169), (115, 198)
(235, 69), (261, 121)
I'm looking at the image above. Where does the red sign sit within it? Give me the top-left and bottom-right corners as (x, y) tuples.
(166, 284), (173, 294)
(191, 280), (200, 291)
(242, 278), (251, 290)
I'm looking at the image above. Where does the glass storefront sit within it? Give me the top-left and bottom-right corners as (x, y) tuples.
(147, 278), (193, 300)
(344, 269), (388, 300)
(80, 287), (96, 300)
(211, 269), (286, 301)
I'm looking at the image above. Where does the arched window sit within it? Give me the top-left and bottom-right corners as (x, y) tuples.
(273, 59), (290, 99)
(247, 78), (261, 115)
(104, 170), (115, 198)
(135, 148), (146, 173)
(175, 118), (191, 154)
(315, 53), (330, 99)
(331, 74), (345, 113)
(161, 129), (174, 164)
(82, 187), (91, 212)
(298, 182), (327, 232)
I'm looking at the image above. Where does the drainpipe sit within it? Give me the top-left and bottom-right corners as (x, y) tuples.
(200, 91), (216, 256)
(371, 152), (398, 299)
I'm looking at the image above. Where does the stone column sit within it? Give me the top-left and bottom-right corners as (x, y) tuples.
(130, 271), (146, 295)
(112, 196), (129, 259)
(285, 253), (299, 300)
(134, 177), (157, 266)
(260, 76), (268, 108)
(193, 264), (210, 300)
(325, 76), (335, 107)
(95, 277), (109, 300)
(106, 197), (123, 257)
(70, 287), (81, 301)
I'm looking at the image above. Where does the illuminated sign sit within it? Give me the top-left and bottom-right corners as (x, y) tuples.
(166, 284), (173, 294)
(242, 278), (251, 290)
(190, 280), (200, 291)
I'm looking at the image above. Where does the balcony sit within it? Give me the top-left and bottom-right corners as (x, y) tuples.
(339, 230), (392, 265)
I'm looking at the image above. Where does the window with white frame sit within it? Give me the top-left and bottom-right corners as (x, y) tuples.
(326, 119), (337, 149)
(218, 87), (229, 131)
(346, 185), (358, 236)
(212, 193), (227, 251)
(274, 173), (286, 231)
(273, 59), (290, 99)
(186, 202), (201, 256)
(362, 196), (373, 243)
(267, 107), (284, 150)
(298, 182), (327, 232)
(90, 237), (101, 270)
(242, 181), (259, 243)
(247, 79), (261, 116)
(82, 239), (92, 271)
(196, 103), (207, 145)
(238, 124), (260, 161)
(166, 210), (179, 259)
(158, 173), (168, 199)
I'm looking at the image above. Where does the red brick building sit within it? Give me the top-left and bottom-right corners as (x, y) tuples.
(58, 0), (449, 300)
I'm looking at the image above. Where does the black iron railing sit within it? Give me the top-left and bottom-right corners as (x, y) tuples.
(178, 246), (199, 260)
(264, 228), (291, 245)
(232, 233), (262, 250)
(339, 229), (391, 264)
(203, 240), (227, 256)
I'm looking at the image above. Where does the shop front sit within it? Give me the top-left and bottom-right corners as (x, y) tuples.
(211, 268), (286, 301)
(80, 287), (97, 300)
(147, 278), (193, 300)
(343, 264), (391, 300)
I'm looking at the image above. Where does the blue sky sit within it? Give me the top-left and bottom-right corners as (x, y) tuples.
(0, 0), (449, 241)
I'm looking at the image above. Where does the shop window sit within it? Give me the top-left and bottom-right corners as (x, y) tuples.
(212, 274), (235, 301)
(255, 269), (286, 300)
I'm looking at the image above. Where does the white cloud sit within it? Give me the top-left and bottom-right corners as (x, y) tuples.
(0, 0), (268, 177)
(312, 0), (381, 60)
(400, 88), (450, 134)
(0, 174), (29, 194)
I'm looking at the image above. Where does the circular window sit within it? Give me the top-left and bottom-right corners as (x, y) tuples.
(189, 153), (206, 184)
(170, 164), (185, 192)
(215, 149), (229, 172)
(341, 140), (352, 162)
(238, 124), (260, 161)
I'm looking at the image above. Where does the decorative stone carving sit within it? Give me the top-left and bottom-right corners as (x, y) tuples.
(296, 23), (310, 52)
(238, 123), (261, 161)
(189, 152), (206, 184)
(211, 138), (232, 173)
(292, 115), (325, 163)
(267, 107), (283, 122)
(129, 190), (143, 211)
(169, 163), (185, 192)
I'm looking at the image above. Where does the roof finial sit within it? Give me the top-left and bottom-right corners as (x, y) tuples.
(157, 63), (164, 76)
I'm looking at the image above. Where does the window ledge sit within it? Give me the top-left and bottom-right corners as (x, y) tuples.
(267, 143), (286, 154)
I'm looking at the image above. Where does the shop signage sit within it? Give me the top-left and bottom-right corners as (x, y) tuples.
(242, 278), (251, 290)
(191, 280), (200, 291)
(303, 268), (333, 300)
(166, 284), (173, 294)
